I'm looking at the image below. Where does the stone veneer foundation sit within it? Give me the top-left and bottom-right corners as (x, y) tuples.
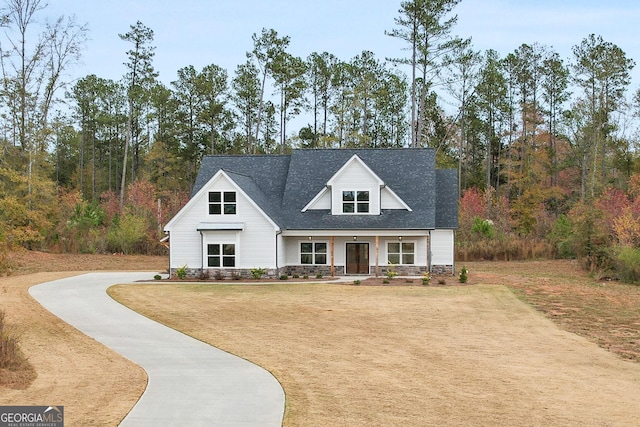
(170, 264), (454, 279)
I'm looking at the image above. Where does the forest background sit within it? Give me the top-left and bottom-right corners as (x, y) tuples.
(0, 0), (639, 282)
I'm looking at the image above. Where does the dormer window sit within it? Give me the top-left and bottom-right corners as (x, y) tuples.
(209, 191), (236, 215)
(342, 190), (369, 214)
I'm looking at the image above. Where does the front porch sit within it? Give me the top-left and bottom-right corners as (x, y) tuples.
(280, 231), (434, 277)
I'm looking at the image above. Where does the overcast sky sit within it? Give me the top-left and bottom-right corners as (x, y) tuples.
(45, 0), (640, 92)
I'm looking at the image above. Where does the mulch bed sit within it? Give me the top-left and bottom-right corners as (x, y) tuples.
(161, 275), (469, 286)
(344, 276), (466, 286)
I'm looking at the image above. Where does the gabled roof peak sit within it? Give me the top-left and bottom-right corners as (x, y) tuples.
(326, 154), (384, 187)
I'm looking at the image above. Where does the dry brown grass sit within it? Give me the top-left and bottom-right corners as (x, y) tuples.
(0, 252), (167, 426)
(456, 238), (555, 262)
(111, 276), (640, 426)
(466, 260), (640, 362)
(5, 252), (640, 426)
(0, 310), (36, 388)
(5, 250), (169, 276)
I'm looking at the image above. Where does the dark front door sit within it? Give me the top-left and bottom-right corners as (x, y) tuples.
(346, 243), (369, 274)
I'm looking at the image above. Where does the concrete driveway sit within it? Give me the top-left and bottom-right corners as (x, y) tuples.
(29, 272), (285, 426)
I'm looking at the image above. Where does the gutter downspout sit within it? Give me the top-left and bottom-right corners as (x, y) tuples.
(428, 230), (432, 273)
(200, 231), (204, 270)
(452, 229), (456, 276)
(166, 232), (171, 278)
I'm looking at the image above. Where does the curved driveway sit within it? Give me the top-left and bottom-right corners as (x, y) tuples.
(29, 272), (285, 427)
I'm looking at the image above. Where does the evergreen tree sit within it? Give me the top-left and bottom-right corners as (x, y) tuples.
(387, 0), (468, 147)
(572, 34), (635, 199)
(232, 61), (261, 152)
(119, 21), (158, 208)
(248, 28), (290, 152)
(271, 52), (306, 153)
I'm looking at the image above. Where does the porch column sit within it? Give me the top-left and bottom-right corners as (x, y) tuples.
(330, 236), (335, 277)
(375, 235), (379, 277)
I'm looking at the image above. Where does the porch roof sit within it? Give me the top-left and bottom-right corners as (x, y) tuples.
(197, 222), (245, 231)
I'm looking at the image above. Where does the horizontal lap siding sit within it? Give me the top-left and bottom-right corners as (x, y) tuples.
(283, 235), (428, 267)
(283, 237), (345, 266)
(376, 237), (427, 267)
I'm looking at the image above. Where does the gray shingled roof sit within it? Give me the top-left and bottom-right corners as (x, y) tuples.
(435, 169), (459, 229)
(192, 149), (458, 230)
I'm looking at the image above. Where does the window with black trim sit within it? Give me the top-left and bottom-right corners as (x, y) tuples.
(342, 190), (369, 213)
(207, 243), (236, 267)
(387, 242), (415, 264)
(300, 242), (327, 264)
(209, 191), (236, 215)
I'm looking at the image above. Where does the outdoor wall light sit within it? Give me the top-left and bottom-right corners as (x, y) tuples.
(353, 236), (357, 240)
(398, 236), (402, 241)
(308, 236), (312, 240)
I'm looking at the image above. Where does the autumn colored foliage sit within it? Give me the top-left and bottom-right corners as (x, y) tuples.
(0, 177), (187, 264)
(457, 186), (549, 262)
(458, 174), (640, 283)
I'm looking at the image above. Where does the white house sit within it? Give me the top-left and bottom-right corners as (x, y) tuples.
(163, 149), (458, 278)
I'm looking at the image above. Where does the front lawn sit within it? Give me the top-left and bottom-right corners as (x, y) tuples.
(110, 264), (640, 426)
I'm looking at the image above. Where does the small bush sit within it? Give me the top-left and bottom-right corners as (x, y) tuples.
(386, 264), (398, 280)
(0, 310), (36, 388)
(106, 213), (148, 255)
(154, 274), (161, 280)
(213, 270), (225, 281)
(316, 273), (323, 279)
(303, 274), (309, 279)
(615, 246), (640, 283)
(0, 245), (14, 276)
(438, 278), (446, 285)
(382, 279), (390, 284)
(353, 279), (361, 285)
(197, 270), (210, 280)
(422, 272), (431, 285)
(459, 266), (468, 283)
(548, 214), (576, 259)
(293, 274), (300, 279)
(280, 274), (289, 280)
(231, 271), (242, 280)
(250, 267), (266, 279)
(0, 310), (18, 369)
(176, 265), (188, 280)
(471, 217), (495, 238)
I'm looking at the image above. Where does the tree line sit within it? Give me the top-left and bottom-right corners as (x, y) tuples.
(0, 0), (638, 281)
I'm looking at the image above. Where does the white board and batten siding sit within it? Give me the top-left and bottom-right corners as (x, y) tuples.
(165, 172), (278, 270)
(165, 196), (204, 270)
(329, 159), (382, 216)
(430, 229), (455, 267)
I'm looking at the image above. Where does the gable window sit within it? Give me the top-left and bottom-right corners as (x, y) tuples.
(342, 190), (369, 213)
(387, 242), (415, 265)
(207, 243), (235, 267)
(300, 242), (327, 264)
(209, 191), (236, 215)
